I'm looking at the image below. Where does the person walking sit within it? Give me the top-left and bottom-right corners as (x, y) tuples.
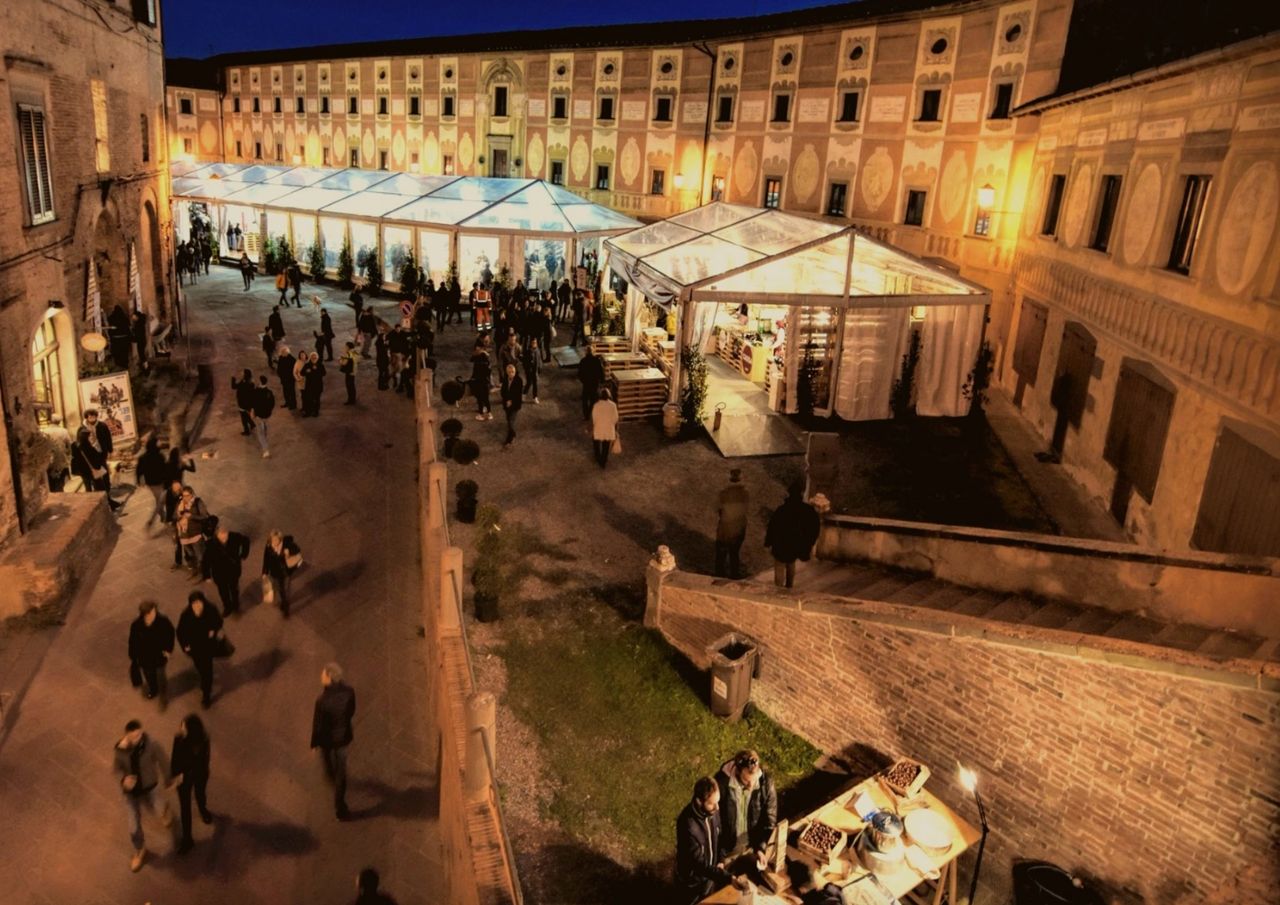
(170, 714), (213, 854)
(470, 343), (493, 421)
(301, 352), (326, 417)
(239, 251), (254, 290)
(374, 327), (391, 391)
(522, 338), (541, 404)
(764, 481), (821, 589)
(275, 267), (289, 305)
(501, 364), (523, 449)
(353, 867), (400, 905)
(253, 375), (275, 457)
(497, 333), (522, 393)
(556, 277), (572, 324)
(715, 469), (750, 579)
(177, 590), (223, 708)
(578, 347), (604, 420)
(232, 369), (257, 436)
(357, 308), (378, 357)
(128, 601), (174, 708)
(570, 289), (586, 346)
(275, 345), (298, 410)
(262, 529), (302, 618)
(261, 327), (277, 369)
(340, 342), (359, 405)
(135, 436), (169, 526)
(202, 527), (251, 617)
(114, 719), (174, 872)
(591, 388), (619, 469)
(268, 305), (286, 343)
(311, 662), (356, 820)
(74, 408), (121, 512)
(131, 309), (150, 369)
(289, 261), (303, 306)
(316, 308), (335, 360)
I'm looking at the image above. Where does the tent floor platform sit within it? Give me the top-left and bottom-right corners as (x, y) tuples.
(552, 345), (582, 368)
(702, 357), (803, 456)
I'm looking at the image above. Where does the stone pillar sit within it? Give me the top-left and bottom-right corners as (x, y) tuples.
(464, 690), (496, 804)
(644, 545), (677, 628)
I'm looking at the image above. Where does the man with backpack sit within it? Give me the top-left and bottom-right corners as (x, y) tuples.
(253, 375), (275, 458)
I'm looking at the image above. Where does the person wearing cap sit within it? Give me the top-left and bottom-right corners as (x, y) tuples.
(715, 749), (778, 868)
(715, 469), (750, 579)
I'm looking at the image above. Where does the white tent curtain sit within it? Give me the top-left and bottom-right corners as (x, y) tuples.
(86, 260), (102, 332)
(626, 286), (646, 352)
(690, 301), (720, 356)
(128, 242), (141, 312)
(834, 307), (912, 421)
(614, 255), (680, 306)
(915, 303), (986, 417)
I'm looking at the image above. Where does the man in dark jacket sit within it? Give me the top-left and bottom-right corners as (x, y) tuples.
(578, 347), (604, 420)
(74, 408), (120, 511)
(177, 590), (224, 708)
(275, 346), (298, 410)
(676, 776), (738, 905)
(556, 277), (572, 323)
(114, 718), (173, 872)
(715, 750), (778, 865)
(268, 305), (286, 342)
(316, 308), (335, 360)
(203, 527), (251, 616)
(288, 261), (303, 306)
(252, 375), (275, 457)
(128, 601), (174, 707)
(715, 469), (750, 579)
(764, 481), (821, 589)
(232, 369), (257, 435)
(311, 662), (356, 819)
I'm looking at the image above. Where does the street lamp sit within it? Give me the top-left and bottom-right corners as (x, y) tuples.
(960, 766), (990, 905)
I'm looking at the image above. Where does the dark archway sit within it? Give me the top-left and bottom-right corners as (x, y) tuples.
(90, 202), (128, 330)
(139, 198), (164, 318)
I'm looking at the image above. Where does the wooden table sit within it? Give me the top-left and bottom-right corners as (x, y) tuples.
(700, 776), (980, 904)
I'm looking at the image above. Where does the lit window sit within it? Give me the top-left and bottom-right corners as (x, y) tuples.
(827, 182), (847, 217)
(1041, 175), (1066, 236)
(1091, 175), (1123, 252)
(904, 189), (927, 226)
(550, 160), (564, 185)
(443, 154), (454, 175)
(1168, 175), (1212, 274)
(17, 105), (55, 224)
(763, 177), (782, 209)
(650, 169), (665, 195)
(711, 176), (725, 201)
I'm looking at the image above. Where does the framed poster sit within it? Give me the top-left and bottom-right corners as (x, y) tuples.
(78, 371), (138, 444)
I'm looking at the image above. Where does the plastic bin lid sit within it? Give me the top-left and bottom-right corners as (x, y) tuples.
(707, 632), (758, 664)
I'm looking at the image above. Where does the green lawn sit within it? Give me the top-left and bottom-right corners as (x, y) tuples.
(500, 603), (821, 863)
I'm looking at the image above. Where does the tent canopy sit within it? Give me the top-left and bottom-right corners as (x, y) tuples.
(170, 163), (641, 237)
(606, 202), (988, 308)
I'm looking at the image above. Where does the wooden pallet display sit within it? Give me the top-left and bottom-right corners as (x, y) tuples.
(590, 335), (631, 356)
(610, 367), (669, 421)
(601, 352), (650, 380)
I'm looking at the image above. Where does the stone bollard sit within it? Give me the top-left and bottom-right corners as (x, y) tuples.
(644, 545), (677, 628)
(464, 691), (497, 804)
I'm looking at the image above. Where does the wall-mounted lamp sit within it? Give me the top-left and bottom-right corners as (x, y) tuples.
(977, 183), (996, 210)
(673, 173), (686, 189)
(974, 184), (996, 237)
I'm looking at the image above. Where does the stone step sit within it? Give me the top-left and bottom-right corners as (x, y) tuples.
(1147, 622), (1215, 653)
(883, 577), (950, 606)
(1102, 614), (1169, 645)
(1060, 608), (1125, 635)
(1023, 600), (1086, 630)
(1194, 630), (1269, 661)
(983, 595), (1042, 624)
(949, 590), (1009, 618)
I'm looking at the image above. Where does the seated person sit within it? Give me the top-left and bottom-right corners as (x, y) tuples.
(716, 749), (778, 868)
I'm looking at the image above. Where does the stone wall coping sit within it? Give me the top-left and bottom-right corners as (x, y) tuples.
(662, 570), (1280, 693)
(822, 514), (1280, 577)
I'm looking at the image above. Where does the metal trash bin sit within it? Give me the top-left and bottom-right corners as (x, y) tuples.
(706, 632), (761, 721)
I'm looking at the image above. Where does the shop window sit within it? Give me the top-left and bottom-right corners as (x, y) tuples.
(493, 86), (508, 118)
(716, 95), (733, 123)
(320, 96), (329, 115)
(596, 164), (610, 190)
(838, 91), (860, 123)
(598, 96), (614, 121)
(1041, 174), (1066, 236)
(904, 189), (927, 226)
(233, 97), (240, 113)
(273, 97), (281, 114)
(550, 160), (564, 185)
(763, 177), (782, 209)
(711, 176), (725, 201)
(442, 95), (455, 117)
(552, 95), (567, 119)
(1167, 174), (1212, 274)
(409, 96), (419, 116)
(348, 95), (358, 115)
(443, 154), (454, 175)
(31, 317), (65, 426)
(772, 93), (790, 123)
(827, 182), (848, 217)
(296, 97), (305, 114)
(989, 82), (1014, 119)
(17, 105), (55, 225)
(654, 97), (672, 123)
(1091, 175), (1123, 252)
(350, 148), (359, 167)
(252, 97), (260, 113)
(140, 113), (149, 162)
(379, 150), (388, 170)
(650, 169), (665, 195)
(918, 89), (941, 122)
(179, 97), (193, 115)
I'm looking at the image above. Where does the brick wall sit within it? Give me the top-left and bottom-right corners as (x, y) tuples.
(652, 571), (1280, 905)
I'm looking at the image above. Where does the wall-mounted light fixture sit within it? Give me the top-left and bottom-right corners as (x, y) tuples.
(974, 184), (995, 237)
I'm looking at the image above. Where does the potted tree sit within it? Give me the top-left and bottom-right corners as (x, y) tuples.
(440, 417), (464, 457)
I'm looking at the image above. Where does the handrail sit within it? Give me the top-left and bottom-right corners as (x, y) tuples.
(477, 726), (524, 905)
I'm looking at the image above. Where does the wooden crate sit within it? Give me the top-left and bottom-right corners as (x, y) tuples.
(610, 367), (669, 421)
(591, 335), (631, 356)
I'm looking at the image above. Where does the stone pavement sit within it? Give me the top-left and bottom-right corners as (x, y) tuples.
(0, 268), (443, 905)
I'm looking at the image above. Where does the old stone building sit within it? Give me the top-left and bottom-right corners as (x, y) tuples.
(1, 0), (173, 543)
(163, 0), (1280, 554)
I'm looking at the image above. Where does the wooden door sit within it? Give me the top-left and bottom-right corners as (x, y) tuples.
(1011, 299), (1048, 406)
(1049, 322), (1096, 455)
(491, 149), (509, 178)
(1192, 426), (1280, 556)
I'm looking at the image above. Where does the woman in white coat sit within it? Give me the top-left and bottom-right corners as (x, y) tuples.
(590, 387), (620, 468)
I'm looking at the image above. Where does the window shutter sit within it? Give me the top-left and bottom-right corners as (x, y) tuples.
(18, 107), (54, 222)
(19, 108), (39, 215)
(32, 109), (54, 216)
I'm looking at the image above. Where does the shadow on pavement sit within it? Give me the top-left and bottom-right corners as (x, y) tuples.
(347, 775), (439, 821)
(219, 647), (290, 697)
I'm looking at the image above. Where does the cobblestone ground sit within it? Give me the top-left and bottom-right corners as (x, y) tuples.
(0, 268), (442, 905)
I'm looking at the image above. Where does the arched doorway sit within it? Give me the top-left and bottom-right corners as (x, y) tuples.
(91, 203), (128, 329)
(31, 307), (80, 428)
(138, 198), (164, 318)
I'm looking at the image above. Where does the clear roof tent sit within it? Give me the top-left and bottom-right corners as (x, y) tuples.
(221, 182), (308, 206)
(266, 167), (333, 187)
(226, 164), (295, 183)
(314, 169), (397, 192)
(606, 201), (988, 307)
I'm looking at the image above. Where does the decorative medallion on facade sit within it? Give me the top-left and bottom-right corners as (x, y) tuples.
(656, 54), (679, 82)
(843, 37), (871, 71)
(620, 137), (642, 187)
(861, 146), (894, 211)
(1121, 162), (1164, 264)
(999, 13), (1030, 55)
(793, 145), (821, 204)
(599, 56), (620, 81)
(459, 131), (474, 170)
(733, 141), (759, 197)
(1215, 161), (1279, 296)
(924, 29), (956, 65)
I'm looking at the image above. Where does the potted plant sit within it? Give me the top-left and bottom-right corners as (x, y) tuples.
(452, 438), (480, 465)
(337, 236), (355, 289)
(441, 380), (467, 407)
(440, 417), (464, 457)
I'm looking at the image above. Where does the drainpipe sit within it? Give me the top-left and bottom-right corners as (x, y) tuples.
(692, 42), (716, 208)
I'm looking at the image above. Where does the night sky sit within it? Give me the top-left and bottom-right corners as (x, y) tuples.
(162, 0), (840, 58)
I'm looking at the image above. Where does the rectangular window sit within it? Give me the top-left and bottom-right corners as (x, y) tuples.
(179, 97), (193, 115)
(550, 160), (565, 185)
(409, 95), (420, 116)
(990, 82), (1014, 119)
(131, 0), (157, 26)
(379, 150), (388, 170)
(233, 97), (241, 113)
(322, 146), (330, 166)
(493, 86), (508, 117)
(348, 95), (358, 115)
(1167, 175), (1212, 274)
(91, 80), (111, 172)
(1041, 174), (1066, 236)
(763, 177), (782, 209)
(650, 169), (665, 195)
(273, 97), (281, 114)
(17, 105), (55, 224)
(320, 96), (329, 114)
(443, 154), (454, 175)
(716, 95), (733, 123)
(918, 89), (941, 122)
(350, 148), (359, 167)
(1091, 175), (1123, 252)
(596, 164), (610, 190)
(442, 95), (455, 117)
(235, 140), (242, 158)
(904, 189), (927, 226)
(296, 96), (305, 114)
(255, 141), (262, 159)
(275, 143), (282, 161)
(140, 113), (149, 163)
(378, 96), (388, 115)
(184, 137), (193, 154)
(711, 176), (725, 202)
(552, 95), (567, 119)
(838, 91), (859, 123)
(599, 97), (614, 121)
(252, 97), (260, 113)
(772, 93), (790, 123)
(827, 182), (848, 217)
(654, 97), (672, 122)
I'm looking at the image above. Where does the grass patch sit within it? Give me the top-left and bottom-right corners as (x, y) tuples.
(500, 607), (821, 863)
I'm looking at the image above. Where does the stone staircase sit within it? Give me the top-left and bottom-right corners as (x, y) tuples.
(756, 559), (1279, 664)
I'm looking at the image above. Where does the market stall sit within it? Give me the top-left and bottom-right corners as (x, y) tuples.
(701, 759), (980, 905)
(605, 203), (990, 425)
(169, 163), (640, 287)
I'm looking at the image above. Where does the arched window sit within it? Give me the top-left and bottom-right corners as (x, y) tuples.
(32, 314), (65, 425)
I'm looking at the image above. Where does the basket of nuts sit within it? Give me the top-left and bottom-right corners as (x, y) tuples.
(881, 758), (931, 798)
(797, 819), (848, 864)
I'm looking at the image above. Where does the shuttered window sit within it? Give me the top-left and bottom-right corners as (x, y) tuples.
(18, 105), (55, 224)
(1103, 362), (1174, 503)
(1192, 427), (1280, 557)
